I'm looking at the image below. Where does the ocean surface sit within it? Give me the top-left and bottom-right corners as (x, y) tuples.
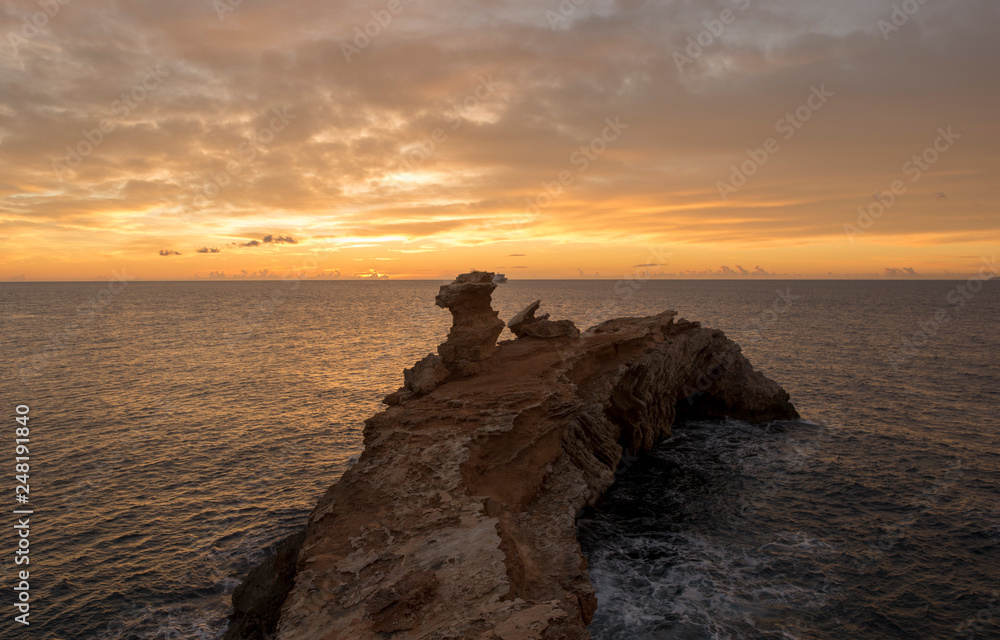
(1, 279), (997, 640)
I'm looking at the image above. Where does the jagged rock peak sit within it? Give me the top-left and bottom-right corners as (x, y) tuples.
(508, 300), (580, 339)
(508, 300), (548, 332)
(434, 271), (506, 375)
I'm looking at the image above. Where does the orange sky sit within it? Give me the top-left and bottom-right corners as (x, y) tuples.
(1, 0), (997, 280)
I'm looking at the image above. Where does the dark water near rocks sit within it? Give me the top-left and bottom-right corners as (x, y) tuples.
(1, 279), (998, 640)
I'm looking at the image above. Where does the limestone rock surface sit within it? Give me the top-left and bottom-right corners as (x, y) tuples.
(227, 276), (799, 640)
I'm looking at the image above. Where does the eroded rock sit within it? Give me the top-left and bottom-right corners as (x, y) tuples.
(508, 300), (580, 340)
(520, 319), (579, 339)
(508, 300), (549, 335)
(404, 354), (451, 396)
(435, 271), (506, 376)
(231, 277), (800, 640)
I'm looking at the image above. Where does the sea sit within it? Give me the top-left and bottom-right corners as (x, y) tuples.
(1, 279), (997, 640)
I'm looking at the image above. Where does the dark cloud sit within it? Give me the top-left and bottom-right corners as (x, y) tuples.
(196, 247), (221, 253)
(158, 249), (181, 256)
(236, 235), (296, 247)
(262, 234), (297, 244)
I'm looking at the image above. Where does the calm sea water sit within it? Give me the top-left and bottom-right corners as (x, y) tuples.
(1, 280), (997, 640)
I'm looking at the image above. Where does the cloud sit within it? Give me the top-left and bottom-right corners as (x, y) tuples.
(508, 253), (526, 257)
(196, 247), (221, 253)
(158, 249), (181, 256)
(2, 0), (998, 279)
(205, 268), (276, 279)
(355, 269), (389, 279)
(7, 274), (27, 281)
(262, 234), (297, 244)
(884, 267), (920, 277)
(236, 235), (297, 248)
(648, 265), (784, 278)
(632, 263), (660, 267)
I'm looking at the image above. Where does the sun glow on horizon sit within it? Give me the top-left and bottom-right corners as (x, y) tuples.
(1, 0), (997, 282)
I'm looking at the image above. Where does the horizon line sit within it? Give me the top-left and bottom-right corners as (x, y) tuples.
(2, 277), (993, 284)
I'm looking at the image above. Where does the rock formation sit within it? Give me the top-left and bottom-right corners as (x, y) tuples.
(225, 272), (799, 640)
(402, 354), (451, 397)
(434, 271), (506, 376)
(385, 272), (507, 405)
(508, 300), (580, 339)
(225, 532), (305, 640)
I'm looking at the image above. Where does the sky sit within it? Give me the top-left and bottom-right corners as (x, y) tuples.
(0, 0), (997, 280)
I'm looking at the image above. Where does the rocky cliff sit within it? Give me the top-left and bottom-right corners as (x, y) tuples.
(226, 272), (798, 640)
